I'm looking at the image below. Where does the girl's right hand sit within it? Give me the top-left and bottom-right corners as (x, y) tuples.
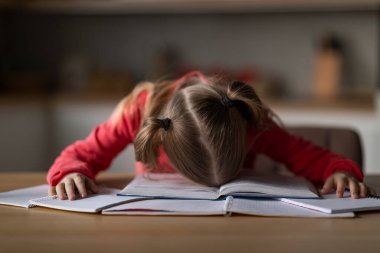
(48, 173), (99, 200)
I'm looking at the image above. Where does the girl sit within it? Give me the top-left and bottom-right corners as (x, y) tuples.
(47, 71), (375, 200)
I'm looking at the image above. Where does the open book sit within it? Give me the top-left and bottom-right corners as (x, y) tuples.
(0, 184), (145, 213)
(118, 173), (319, 200)
(102, 196), (354, 218)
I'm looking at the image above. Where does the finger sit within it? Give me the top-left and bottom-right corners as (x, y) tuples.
(65, 178), (76, 200)
(56, 183), (66, 200)
(335, 177), (347, 198)
(348, 179), (359, 199)
(73, 176), (87, 198)
(86, 178), (99, 194)
(48, 186), (56, 196)
(358, 183), (367, 198)
(321, 177), (334, 194)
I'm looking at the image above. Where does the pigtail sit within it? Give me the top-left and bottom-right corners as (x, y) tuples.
(225, 81), (265, 127)
(134, 117), (168, 167)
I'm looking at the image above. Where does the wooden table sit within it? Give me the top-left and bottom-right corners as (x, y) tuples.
(1, 173), (380, 253)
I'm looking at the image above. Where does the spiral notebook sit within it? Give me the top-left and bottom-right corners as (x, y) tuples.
(279, 191), (380, 214)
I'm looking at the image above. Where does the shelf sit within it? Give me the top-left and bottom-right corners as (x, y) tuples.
(1, 0), (379, 14)
(265, 97), (376, 113)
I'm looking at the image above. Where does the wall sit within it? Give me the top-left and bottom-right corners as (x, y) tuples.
(0, 102), (48, 171)
(50, 100), (136, 173)
(0, 99), (135, 173)
(0, 12), (5, 87)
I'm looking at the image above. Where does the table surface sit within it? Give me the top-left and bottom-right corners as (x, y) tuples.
(1, 173), (380, 253)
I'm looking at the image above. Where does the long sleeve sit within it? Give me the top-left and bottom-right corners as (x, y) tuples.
(47, 91), (148, 186)
(249, 119), (363, 184)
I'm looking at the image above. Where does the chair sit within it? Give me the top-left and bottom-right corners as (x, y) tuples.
(254, 126), (363, 173)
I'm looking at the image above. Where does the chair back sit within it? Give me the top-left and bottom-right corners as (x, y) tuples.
(253, 127), (363, 174)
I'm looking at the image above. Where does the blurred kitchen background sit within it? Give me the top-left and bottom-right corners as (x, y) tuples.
(0, 0), (379, 174)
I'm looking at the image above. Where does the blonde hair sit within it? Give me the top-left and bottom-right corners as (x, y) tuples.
(133, 75), (265, 186)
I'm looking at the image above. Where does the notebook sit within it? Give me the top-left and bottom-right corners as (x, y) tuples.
(102, 196), (354, 218)
(118, 173), (319, 200)
(0, 184), (146, 213)
(0, 185), (50, 208)
(279, 191), (380, 214)
(30, 188), (148, 213)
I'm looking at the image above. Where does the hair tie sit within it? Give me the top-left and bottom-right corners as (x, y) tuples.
(221, 95), (235, 107)
(160, 118), (171, 131)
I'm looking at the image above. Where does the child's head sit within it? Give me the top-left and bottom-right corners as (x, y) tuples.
(134, 76), (264, 186)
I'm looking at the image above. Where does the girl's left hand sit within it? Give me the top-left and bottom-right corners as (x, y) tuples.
(320, 172), (377, 199)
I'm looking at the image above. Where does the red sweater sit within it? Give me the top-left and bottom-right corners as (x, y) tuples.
(47, 71), (363, 186)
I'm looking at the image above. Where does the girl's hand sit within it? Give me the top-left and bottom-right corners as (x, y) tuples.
(320, 172), (376, 199)
(48, 173), (99, 200)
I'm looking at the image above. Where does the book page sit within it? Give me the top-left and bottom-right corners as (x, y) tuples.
(102, 198), (226, 215)
(119, 173), (219, 199)
(219, 174), (318, 198)
(0, 185), (49, 208)
(29, 187), (145, 213)
(230, 197), (354, 218)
